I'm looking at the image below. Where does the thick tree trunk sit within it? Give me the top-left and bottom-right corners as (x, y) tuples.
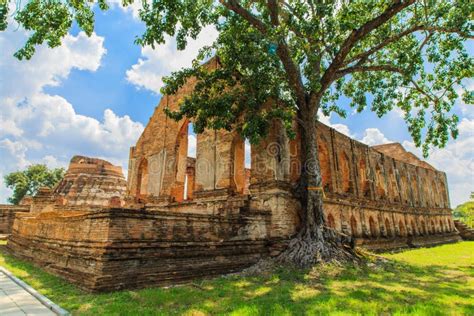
(277, 107), (357, 267)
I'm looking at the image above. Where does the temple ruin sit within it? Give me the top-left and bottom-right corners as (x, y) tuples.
(1, 59), (462, 292)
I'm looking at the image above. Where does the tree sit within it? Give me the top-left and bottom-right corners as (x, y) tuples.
(4, 164), (65, 205)
(2, 0), (472, 266)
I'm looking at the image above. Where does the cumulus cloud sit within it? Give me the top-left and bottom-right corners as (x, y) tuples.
(0, 23), (144, 203)
(126, 26), (218, 94)
(317, 110), (352, 137)
(360, 128), (392, 146)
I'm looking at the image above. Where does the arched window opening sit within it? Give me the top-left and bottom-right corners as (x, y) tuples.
(432, 180), (440, 207)
(369, 216), (377, 238)
(439, 181), (447, 206)
(410, 173), (419, 205)
(375, 164), (386, 198)
(420, 220), (426, 235)
(232, 135), (246, 194)
(401, 175), (410, 204)
(430, 220), (435, 235)
(350, 215), (358, 237)
(439, 220), (444, 233)
(338, 151), (352, 194)
(136, 158), (149, 197)
(385, 218), (392, 238)
(399, 220), (406, 237)
(327, 213), (336, 230)
(411, 220), (417, 236)
(359, 158), (370, 197)
(173, 121), (190, 202)
(318, 138), (332, 192)
(244, 139), (251, 194)
(389, 169), (399, 202)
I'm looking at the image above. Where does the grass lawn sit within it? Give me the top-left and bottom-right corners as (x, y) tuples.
(0, 241), (473, 315)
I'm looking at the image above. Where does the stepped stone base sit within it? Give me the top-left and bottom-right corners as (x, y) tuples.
(356, 232), (461, 252)
(7, 208), (273, 292)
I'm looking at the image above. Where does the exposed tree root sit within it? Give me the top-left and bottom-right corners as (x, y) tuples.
(276, 226), (362, 268)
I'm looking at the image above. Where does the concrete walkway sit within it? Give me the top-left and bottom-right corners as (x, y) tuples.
(0, 270), (56, 315)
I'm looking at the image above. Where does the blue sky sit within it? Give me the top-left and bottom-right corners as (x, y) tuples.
(0, 5), (473, 206)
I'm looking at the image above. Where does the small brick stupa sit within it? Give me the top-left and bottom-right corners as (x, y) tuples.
(52, 155), (127, 207)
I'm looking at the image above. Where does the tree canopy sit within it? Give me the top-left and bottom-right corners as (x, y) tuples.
(4, 164), (65, 205)
(2, 0), (473, 155)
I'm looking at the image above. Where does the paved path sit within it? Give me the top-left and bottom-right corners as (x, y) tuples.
(0, 270), (55, 315)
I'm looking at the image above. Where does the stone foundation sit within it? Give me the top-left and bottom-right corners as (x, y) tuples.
(7, 207), (272, 292)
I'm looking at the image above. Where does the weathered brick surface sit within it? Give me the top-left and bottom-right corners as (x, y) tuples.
(7, 208), (271, 292)
(0, 205), (29, 234)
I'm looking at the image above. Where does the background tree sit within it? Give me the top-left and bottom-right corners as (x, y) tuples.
(1, 0), (472, 266)
(4, 164), (65, 205)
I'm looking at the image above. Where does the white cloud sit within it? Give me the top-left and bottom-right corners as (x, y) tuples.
(126, 26), (218, 94)
(317, 110), (352, 137)
(360, 128), (392, 146)
(0, 23), (144, 203)
(188, 134), (197, 158)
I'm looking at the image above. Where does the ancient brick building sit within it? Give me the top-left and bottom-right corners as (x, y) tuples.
(5, 59), (460, 292)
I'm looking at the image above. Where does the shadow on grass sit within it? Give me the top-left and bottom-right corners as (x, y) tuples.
(0, 243), (473, 316)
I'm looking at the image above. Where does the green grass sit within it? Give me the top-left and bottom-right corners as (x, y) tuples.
(0, 241), (473, 315)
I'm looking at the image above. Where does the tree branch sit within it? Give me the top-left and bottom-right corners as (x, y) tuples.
(310, 0), (416, 107)
(343, 25), (422, 67)
(344, 25), (473, 67)
(267, 0), (307, 108)
(219, 0), (267, 34)
(335, 64), (406, 80)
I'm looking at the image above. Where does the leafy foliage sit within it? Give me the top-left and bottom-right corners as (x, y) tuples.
(4, 164), (65, 205)
(2, 1), (472, 153)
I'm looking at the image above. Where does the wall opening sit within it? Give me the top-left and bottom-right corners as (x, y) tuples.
(401, 174), (410, 204)
(136, 158), (149, 197)
(385, 218), (392, 238)
(369, 216), (377, 238)
(411, 219), (417, 236)
(389, 168), (399, 202)
(327, 213), (336, 230)
(375, 164), (386, 198)
(439, 219), (444, 233)
(430, 220), (435, 234)
(350, 215), (358, 237)
(232, 135), (246, 194)
(421, 220), (427, 235)
(318, 137), (332, 192)
(339, 151), (352, 194)
(359, 158), (370, 197)
(398, 219), (406, 237)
